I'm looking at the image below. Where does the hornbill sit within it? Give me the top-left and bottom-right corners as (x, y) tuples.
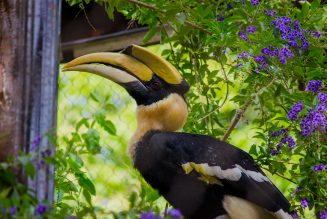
(63, 45), (292, 219)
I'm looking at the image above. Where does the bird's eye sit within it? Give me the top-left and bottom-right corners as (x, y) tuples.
(151, 81), (161, 90)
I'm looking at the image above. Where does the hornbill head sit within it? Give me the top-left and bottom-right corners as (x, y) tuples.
(63, 45), (189, 156)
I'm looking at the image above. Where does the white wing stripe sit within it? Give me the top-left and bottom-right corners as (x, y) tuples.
(182, 162), (270, 183)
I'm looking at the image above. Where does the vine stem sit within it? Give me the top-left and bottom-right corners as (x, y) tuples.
(125, 0), (212, 34)
(222, 79), (276, 141)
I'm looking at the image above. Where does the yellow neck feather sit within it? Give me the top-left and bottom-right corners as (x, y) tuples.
(128, 93), (188, 157)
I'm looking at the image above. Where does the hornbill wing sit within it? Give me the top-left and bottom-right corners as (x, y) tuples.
(135, 131), (291, 218)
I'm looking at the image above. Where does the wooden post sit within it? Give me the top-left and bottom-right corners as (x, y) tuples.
(0, 0), (61, 204)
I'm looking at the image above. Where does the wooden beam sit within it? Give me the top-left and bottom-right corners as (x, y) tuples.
(0, 0), (60, 204)
(61, 27), (164, 62)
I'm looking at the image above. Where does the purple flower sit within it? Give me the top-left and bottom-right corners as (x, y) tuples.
(237, 52), (248, 58)
(287, 102), (303, 121)
(36, 160), (45, 170)
(313, 31), (321, 38)
(265, 10), (276, 17)
(313, 165), (320, 172)
(313, 164), (326, 172)
(36, 204), (47, 215)
(319, 209), (327, 219)
(291, 210), (298, 219)
(217, 16), (224, 22)
(250, 0), (259, 6)
(285, 136), (295, 149)
(254, 55), (266, 64)
(226, 2), (232, 10)
(270, 149), (278, 156)
(31, 135), (42, 150)
(168, 209), (182, 219)
(41, 149), (53, 158)
(318, 92), (327, 103)
(9, 206), (17, 215)
(247, 26), (256, 33)
(236, 63), (243, 68)
(295, 187), (301, 193)
(238, 31), (248, 41)
(300, 198), (309, 208)
(139, 211), (163, 219)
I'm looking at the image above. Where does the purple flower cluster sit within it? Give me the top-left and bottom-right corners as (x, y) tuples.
(291, 210), (298, 219)
(140, 209), (182, 219)
(247, 26), (256, 33)
(288, 102), (304, 121)
(271, 16), (309, 50)
(217, 16), (224, 22)
(269, 149), (278, 156)
(300, 109), (326, 136)
(318, 92), (327, 103)
(270, 128), (288, 137)
(238, 31), (248, 41)
(269, 128), (294, 155)
(307, 80), (322, 93)
(320, 209), (327, 219)
(10, 206), (17, 215)
(300, 198), (309, 208)
(280, 136), (296, 149)
(260, 45), (294, 64)
(250, 0), (259, 6)
(313, 164), (326, 172)
(297, 82), (327, 136)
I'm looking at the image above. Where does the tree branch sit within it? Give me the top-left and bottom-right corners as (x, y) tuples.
(125, 0), (212, 34)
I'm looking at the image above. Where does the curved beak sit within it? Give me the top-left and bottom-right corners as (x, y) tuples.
(62, 45), (184, 102)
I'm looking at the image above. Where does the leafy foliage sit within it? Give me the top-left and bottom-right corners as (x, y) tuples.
(64, 0), (326, 217)
(0, 0), (325, 218)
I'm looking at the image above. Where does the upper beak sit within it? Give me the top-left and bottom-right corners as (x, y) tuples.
(62, 52), (152, 89)
(62, 45), (184, 103)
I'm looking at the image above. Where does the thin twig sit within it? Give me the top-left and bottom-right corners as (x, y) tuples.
(81, 3), (96, 31)
(222, 97), (252, 141)
(261, 167), (296, 184)
(199, 55), (229, 121)
(222, 79), (276, 141)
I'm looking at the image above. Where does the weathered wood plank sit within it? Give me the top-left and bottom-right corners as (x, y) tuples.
(0, 0), (61, 204)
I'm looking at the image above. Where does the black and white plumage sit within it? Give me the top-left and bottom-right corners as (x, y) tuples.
(63, 45), (292, 219)
(134, 130), (291, 219)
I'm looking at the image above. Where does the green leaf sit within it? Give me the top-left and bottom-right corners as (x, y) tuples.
(82, 129), (101, 154)
(83, 189), (92, 206)
(24, 162), (35, 178)
(76, 118), (89, 131)
(143, 26), (157, 44)
(67, 153), (84, 171)
(77, 173), (96, 196)
(95, 112), (116, 135)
